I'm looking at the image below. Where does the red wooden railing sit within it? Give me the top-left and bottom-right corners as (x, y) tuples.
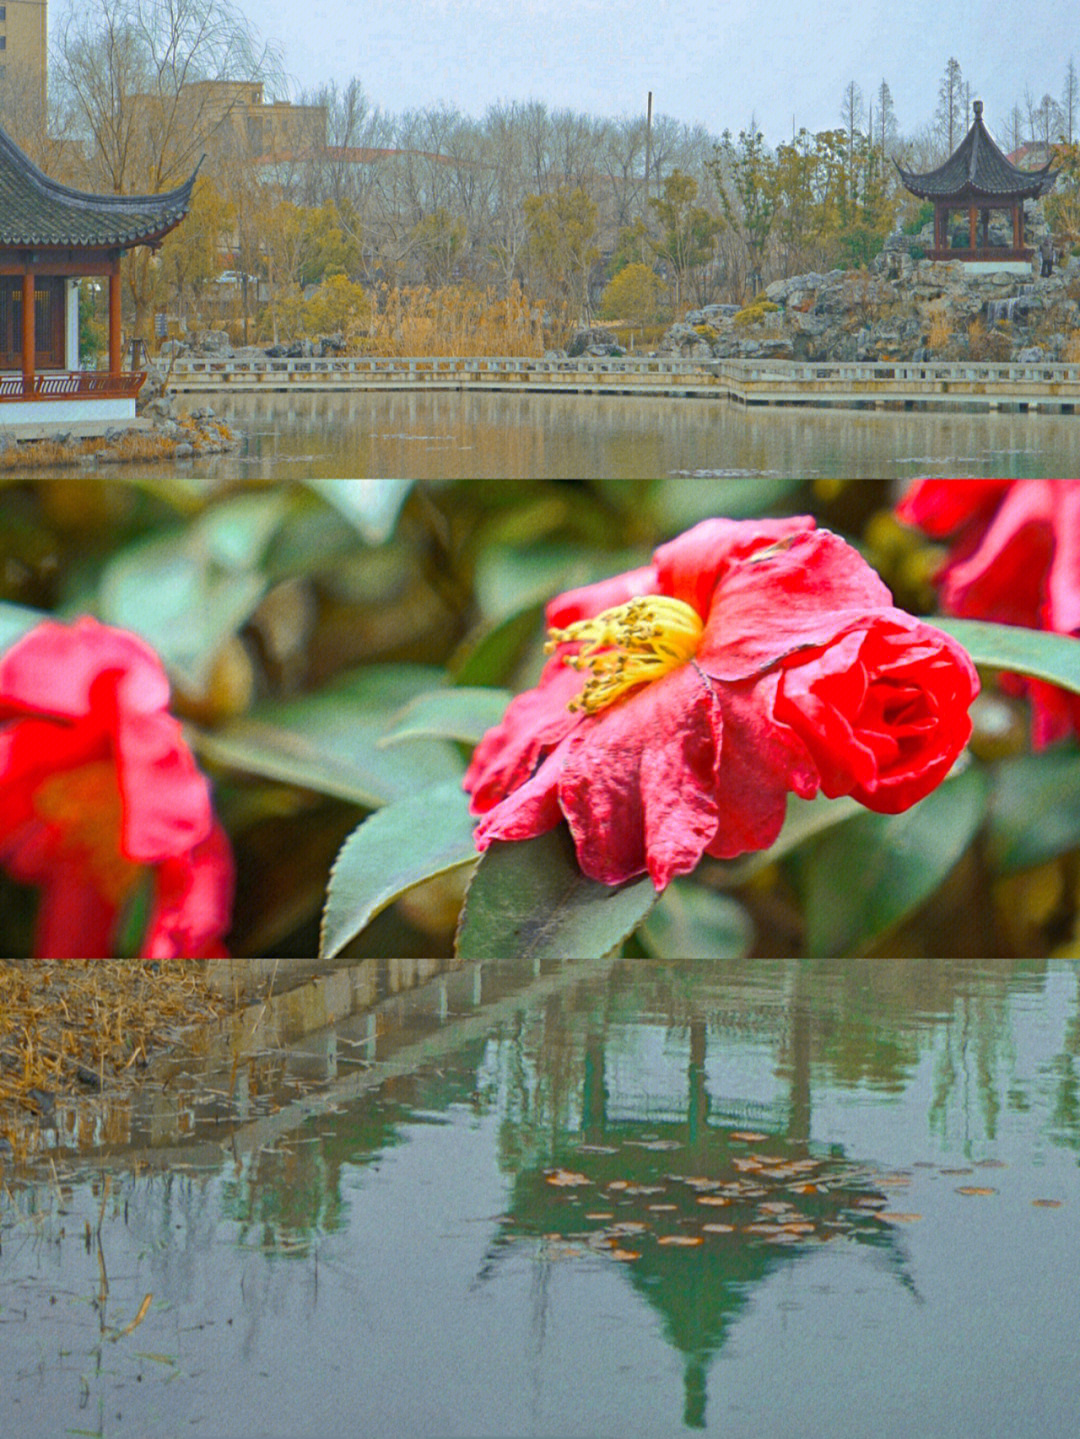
(0, 372), (146, 402)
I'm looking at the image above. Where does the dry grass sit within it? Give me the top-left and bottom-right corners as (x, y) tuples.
(926, 300), (952, 352)
(0, 961), (232, 1149)
(0, 419), (237, 473)
(357, 282), (547, 357)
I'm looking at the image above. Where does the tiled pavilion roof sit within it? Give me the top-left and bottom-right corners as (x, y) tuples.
(0, 125), (197, 250)
(896, 101), (1058, 202)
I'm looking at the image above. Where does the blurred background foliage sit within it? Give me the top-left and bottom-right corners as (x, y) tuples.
(0, 476), (1078, 962)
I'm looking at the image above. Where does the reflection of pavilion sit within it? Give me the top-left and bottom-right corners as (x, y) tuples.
(488, 1006), (907, 1430)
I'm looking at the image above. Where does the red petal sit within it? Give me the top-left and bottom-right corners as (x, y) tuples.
(1045, 482), (1080, 635)
(465, 656), (583, 814)
(114, 709), (213, 862)
(34, 864), (118, 959)
(653, 515), (816, 621)
(704, 674), (820, 861)
(697, 529), (895, 680)
(895, 479), (1012, 536)
(557, 666), (723, 889)
(142, 822), (235, 959)
(546, 566), (660, 628)
(0, 616), (171, 722)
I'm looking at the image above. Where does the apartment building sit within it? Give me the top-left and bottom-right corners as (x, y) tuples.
(0, 0), (47, 116)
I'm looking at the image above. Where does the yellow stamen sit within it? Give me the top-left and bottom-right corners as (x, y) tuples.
(545, 595), (704, 714)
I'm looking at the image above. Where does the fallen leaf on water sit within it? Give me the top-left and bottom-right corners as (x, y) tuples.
(585, 1212), (614, 1221)
(657, 1234), (704, 1247)
(697, 1196), (730, 1207)
(545, 1170), (591, 1188)
(1031, 1199), (1063, 1209)
(730, 1131), (768, 1143)
(956, 1187), (998, 1197)
(610, 1249), (640, 1262)
(702, 1223), (735, 1234)
(607, 1181), (628, 1191)
(648, 1204), (677, 1213)
(875, 1213), (923, 1225)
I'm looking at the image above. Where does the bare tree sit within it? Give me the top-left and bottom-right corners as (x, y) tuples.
(52, 0), (281, 341)
(876, 79), (898, 153)
(935, 57), (965, 152)
(1064, 57), (1079, 143)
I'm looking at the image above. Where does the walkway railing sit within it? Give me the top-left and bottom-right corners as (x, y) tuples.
(0, 371), (146, 401)
(164, 354), (1080, 411)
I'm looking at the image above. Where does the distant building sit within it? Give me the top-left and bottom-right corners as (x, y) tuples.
(175, 81), (327, 159)
(1006, 140), (1056, 171)
(0, 0), (48, 118)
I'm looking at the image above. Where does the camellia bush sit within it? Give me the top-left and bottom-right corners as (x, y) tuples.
(0, 477), (1078, 961)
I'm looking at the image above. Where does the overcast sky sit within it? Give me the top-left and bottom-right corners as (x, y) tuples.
(54, 0), (1077, 145)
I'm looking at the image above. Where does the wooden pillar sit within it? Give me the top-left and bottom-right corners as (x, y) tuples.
(1013, 204), (1022, 251)
(21, 270), (35, 396)
(969, 206), (977, 251)
(108, 259), (122, 376)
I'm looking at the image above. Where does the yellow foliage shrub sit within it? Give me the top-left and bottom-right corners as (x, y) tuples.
(733, 298), (780, 327)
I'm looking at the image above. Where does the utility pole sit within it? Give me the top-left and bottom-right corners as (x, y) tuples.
(645, 91), (653, 205)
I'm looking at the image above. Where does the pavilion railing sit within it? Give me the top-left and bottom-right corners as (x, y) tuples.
(924, 249), (1033, 262)
(0, 372), (146, 402)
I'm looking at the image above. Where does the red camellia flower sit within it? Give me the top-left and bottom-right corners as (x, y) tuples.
(464, 517), (979, 890)
(0, 616), (234, 958)
(897, 479), (1080, 746)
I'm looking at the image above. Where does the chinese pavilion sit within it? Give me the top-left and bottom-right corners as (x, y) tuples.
(896, 101), (1057, 268)
(0, 125), (196, 424)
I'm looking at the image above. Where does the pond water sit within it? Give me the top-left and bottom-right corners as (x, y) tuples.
(119, 391), (1080, 477)
(3, 955), (1080, 1439)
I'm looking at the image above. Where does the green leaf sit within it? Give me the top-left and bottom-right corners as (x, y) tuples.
(451, 602), (545, 687)
(718, 791), (865, 883)
(932, 619), (1080, 695)
(320, 781), (478, 958)
(96, 492), (290, 693)
(0, 601), (47, 654)
(190, 664), (463, 809)
(987, 745), (1080, 874)
(655, 478), (808, 529)
(638, 881), (755, 959)
(379, 687), (512, 747)
(456, 827), (657, 960)
(799, 765), (989, 957)
(303, 479), (414, 544)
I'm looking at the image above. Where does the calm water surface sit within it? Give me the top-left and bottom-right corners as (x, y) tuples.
(3, 956), (1080, 1438)
(173, 391), (1080, 478)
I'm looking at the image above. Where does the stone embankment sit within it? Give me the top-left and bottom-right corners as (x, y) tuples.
(657, 253), (1080, 366)
(0, 369), (240, 472)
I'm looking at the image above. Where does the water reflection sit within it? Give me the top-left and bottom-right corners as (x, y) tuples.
(3, 956), (1080, 1438)
(29, 390), (1080, 478)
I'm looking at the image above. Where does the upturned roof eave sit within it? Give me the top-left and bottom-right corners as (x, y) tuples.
(895, 159), (1058, 202)
(0, 126), (200, 250)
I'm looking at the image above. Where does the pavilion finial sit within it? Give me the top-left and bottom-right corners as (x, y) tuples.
(973, 99), (984, 119)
